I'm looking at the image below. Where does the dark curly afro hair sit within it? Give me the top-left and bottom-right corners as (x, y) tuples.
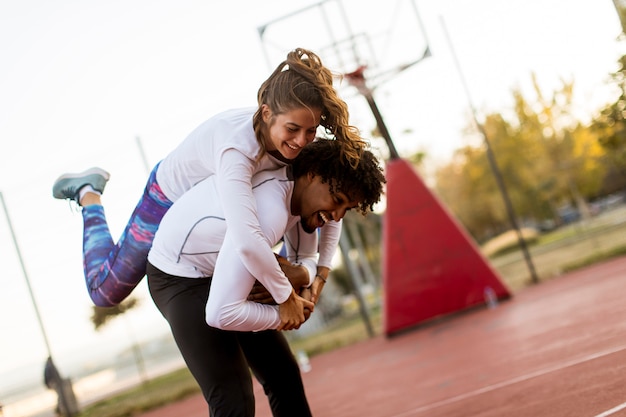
(291, 138), (386, 215)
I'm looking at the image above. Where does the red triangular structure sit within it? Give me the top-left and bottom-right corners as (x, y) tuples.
(382, 158), (511, 336)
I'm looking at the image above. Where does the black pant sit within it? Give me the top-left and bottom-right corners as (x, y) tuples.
(147, 262), (312, 417)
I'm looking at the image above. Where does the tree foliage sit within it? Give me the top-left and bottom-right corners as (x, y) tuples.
(91, 297), (140, 331)
(592, 54), (626, 180)
(432, 73), (610, 242)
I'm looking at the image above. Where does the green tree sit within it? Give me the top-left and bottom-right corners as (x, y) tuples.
(593, 54), (626, 179)
(91, 297), (140, 330)
(434, 75), (608, 240)
(434, 144), (504, 241)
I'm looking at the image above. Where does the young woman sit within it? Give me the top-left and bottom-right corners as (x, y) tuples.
(52, 48), (366, 326)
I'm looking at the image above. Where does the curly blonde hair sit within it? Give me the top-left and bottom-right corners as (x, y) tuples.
(253, 48), (366, 168)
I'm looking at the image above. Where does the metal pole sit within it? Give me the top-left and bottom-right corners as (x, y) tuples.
(440, 17), (539, 284)
(361, 88), (400, 160)
(122, 316), (149, 385)
(345, 66), (400, 160)
(344, 215), (378, 287)
(339, 229), (374, 337)
(0, 191), (77, 415)
(132, 135), (152, 384)
(1, 191), (53, 354)
(135, 136), (151, 174)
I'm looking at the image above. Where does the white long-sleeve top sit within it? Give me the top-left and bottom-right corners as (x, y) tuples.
(148, 167), (322, 331)
(155, 107), (340, 304)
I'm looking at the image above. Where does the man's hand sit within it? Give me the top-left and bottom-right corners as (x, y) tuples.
(277, 289), (315, 331)
(247, 254), (310, 304)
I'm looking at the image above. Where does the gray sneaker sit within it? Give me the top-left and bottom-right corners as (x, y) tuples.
(52, 167), (110, 202)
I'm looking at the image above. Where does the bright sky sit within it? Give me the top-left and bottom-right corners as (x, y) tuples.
(0, 0), (622, 394)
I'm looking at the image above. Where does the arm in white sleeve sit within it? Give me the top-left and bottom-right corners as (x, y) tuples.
(284, 222), (319, 287)
(215, 148), (292, 304)
(317, 219), (342, 268)
(206, 234), (281, 331)
(206, 180), (292, 332)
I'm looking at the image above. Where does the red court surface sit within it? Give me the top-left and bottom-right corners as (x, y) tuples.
(138, 256), (626, 417)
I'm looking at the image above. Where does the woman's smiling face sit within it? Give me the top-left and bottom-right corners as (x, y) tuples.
(262, 105), (321, 160)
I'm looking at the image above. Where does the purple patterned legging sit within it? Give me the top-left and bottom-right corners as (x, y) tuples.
(82, 163), (173, 307)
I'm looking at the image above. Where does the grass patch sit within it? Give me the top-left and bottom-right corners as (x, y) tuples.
(536, 225), (581, 246)
(77, 368), (199, 417)
(561, 244), (626, 273)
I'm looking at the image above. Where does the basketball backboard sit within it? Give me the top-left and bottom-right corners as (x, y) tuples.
(257, 0), (429, 90)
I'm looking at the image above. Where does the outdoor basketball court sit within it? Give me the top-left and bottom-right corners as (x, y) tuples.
(138, 256), (626, 417)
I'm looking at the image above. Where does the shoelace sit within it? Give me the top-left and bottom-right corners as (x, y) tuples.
(65, 198), (82, 212)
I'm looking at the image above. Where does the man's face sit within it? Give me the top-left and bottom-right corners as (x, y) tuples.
(297, 174), (360, 233)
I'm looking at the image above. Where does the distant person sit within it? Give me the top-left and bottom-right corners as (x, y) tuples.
(147, 139), (386, 416)
(51, 48), (366, 329)
(44, 357), (64, 416)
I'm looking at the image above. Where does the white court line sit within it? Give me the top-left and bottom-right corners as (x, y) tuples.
(390, 344), (626, 417)
(594, 402), (626, 417)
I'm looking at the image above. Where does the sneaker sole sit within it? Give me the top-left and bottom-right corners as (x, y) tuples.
(53, 167), (111, 183)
